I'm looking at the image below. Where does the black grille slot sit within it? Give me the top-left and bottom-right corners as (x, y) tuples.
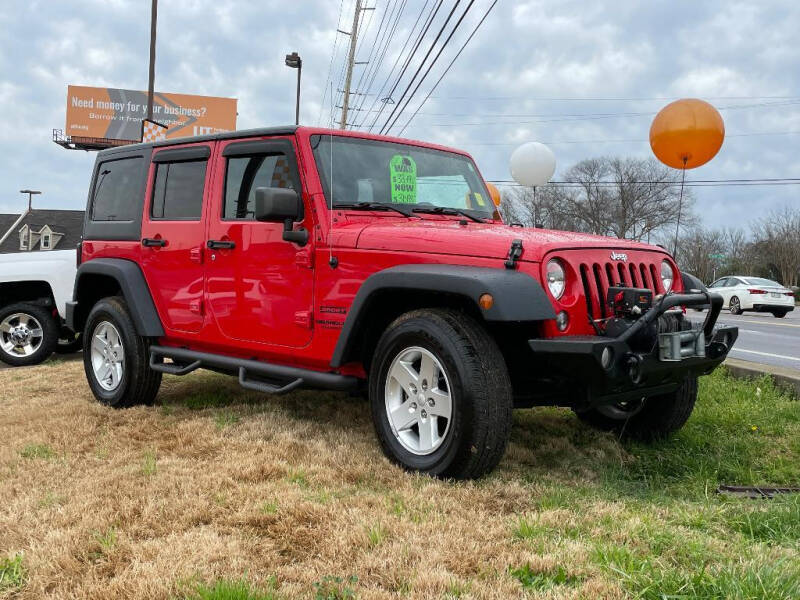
(579, 264), (595, 320)
(593, 263), (607, 317)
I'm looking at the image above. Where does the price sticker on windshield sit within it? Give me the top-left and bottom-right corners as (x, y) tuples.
(389, 155), (417, 204)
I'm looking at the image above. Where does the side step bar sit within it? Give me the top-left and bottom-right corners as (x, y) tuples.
(149, 345), (359, 395)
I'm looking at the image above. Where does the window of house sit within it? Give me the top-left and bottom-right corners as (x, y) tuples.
(41, 234), (51, 249)
(151, 160), (207, 220)
(91, 157), (144, 221)
(19, 229), (28, 250)
(223, 154), (296, 220)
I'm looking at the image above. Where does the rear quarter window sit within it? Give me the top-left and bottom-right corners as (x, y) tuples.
(91, 156), (144, 222)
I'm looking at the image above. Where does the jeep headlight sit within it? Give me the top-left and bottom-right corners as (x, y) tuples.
(661, 260), (674, 292)
(546, 259), (566, 300)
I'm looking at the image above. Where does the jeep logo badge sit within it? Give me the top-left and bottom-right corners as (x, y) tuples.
(611, 251), (628, 262)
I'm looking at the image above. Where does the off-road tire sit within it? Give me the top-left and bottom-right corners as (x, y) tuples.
(369, 308), (513, 479)
(575, 316), (699, 441)
(83, 296), (162, 408)
(0, 303), (58, 367)
(575, 375), (698, 441)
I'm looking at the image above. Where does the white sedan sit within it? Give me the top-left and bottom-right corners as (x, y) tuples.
(708, 276), (796, 318)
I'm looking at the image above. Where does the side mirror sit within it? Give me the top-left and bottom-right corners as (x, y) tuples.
(254, 187), (308, 246)
(254, 187), (301, 222)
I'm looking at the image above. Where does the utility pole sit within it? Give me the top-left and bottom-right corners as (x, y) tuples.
(146, 0), (158, 121)
(339, 0), (363, 129)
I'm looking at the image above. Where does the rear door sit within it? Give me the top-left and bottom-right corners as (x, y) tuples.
(204, 137), (314, 348)
(139, 144), (213, 334)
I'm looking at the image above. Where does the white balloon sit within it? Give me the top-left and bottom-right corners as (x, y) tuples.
(509, 142), (556, 187)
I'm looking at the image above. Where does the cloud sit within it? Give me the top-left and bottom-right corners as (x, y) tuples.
(0, 0), (797, 231)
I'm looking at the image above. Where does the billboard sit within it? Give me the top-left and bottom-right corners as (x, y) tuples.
(65, 85), (237, 142)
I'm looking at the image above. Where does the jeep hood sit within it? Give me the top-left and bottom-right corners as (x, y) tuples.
(355, 219), (668, 263)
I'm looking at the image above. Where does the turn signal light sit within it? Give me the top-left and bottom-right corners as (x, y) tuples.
(479, 294), (494, 310)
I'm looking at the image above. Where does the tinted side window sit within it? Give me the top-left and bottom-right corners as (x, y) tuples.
(92, 157), (144, 221)
(223, 154), (296, 220)
(151, 160), (207, 220)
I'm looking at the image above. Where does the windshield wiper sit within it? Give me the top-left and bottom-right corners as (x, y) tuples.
(412, 204), (486, 223)
(335, 202), (413, 218)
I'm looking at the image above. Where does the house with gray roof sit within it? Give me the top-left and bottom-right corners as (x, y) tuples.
(0, 209), (84, 254)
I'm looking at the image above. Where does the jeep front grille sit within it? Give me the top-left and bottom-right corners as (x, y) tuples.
(577, 258), (665, 320)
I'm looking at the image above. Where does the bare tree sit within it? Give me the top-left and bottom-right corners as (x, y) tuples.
(559, 156), (694, 244)
(675, 227), (726, 283)
(751, 206), (800, 286)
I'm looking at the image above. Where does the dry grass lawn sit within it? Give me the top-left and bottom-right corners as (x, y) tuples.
(1, 358), (799, 599)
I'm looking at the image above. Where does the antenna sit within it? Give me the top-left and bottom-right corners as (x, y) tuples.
(329, 83), (338, 268)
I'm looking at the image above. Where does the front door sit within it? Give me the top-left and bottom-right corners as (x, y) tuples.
(139, 143), (213, 334)
(205, 137), (314, 348)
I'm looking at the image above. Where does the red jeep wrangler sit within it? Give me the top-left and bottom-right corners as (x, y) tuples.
(67, 126), (737, 479)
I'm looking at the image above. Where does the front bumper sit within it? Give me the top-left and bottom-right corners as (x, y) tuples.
(528, 292), (738, 404)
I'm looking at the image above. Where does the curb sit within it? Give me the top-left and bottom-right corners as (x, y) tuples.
(723, 358), (800, 398)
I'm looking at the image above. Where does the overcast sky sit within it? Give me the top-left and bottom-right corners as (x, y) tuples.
(1, 0), (797, 230)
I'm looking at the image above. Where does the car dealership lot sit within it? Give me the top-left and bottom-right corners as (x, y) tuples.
(691, 308), (800, 371)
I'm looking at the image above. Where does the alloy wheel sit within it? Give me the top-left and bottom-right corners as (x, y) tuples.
(90, 321), (125, 391)
(384, 346), (453, 455)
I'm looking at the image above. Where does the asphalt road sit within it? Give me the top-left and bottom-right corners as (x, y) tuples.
(690, 307), (800, 371)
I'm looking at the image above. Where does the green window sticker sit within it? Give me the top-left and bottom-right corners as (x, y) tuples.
(473, 192), (485, 207)
(389, 155), (417, 203)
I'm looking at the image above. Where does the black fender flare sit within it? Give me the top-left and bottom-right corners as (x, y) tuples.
(67, 258), (164, 337)
(681, 272), (708, 293)
(330, 264), (556, 367)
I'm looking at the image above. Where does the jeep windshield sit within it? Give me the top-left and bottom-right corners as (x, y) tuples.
(311, 134), (495, 219)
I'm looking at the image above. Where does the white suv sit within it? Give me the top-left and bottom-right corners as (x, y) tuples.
(708, 276), (795, 318)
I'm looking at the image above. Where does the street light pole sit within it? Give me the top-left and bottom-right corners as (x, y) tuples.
(285, 52), (302, 125)
(19, 189), (41, 211)
(146, 0), (158, 121)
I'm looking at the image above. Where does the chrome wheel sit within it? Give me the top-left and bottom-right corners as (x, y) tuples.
(730, 296), (741, 315)
(0, 313), (44, 357)
(90, 321), (125, 392)
(384, 346), (452, 456)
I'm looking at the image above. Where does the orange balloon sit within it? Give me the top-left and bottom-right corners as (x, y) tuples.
(649, 98), (725, 169)
(486, 182), (502, 207)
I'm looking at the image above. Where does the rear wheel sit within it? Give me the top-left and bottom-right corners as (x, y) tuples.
(369, 308), (513, 479)
(0, 303), (58, 367)
(772, 310), (788, 318)
(83, 296), (161, 408)
(729, 296), (742, 315)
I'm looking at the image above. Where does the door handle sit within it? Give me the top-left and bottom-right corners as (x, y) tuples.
(142, 238), (167, 247)
(207, 240), (236, 250)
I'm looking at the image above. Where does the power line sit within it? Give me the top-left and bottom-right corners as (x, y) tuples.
(357, 0), (433, 129)
(466, 130), (800, 146)
(378, 0), (464, 134)
(349, 0), (409, 127)
(370, 0), (445, 132)
(382, 0), (481, 135)
(317, 0), (347, 126)
(489, 178), (800, 188)
(397, 0), (499, 135)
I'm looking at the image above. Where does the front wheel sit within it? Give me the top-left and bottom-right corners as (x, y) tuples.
(369, 309), (513, 480)
(0, 303), (58, 367)
(575, 375), (698, 441)
(83, 296), (162, 408)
